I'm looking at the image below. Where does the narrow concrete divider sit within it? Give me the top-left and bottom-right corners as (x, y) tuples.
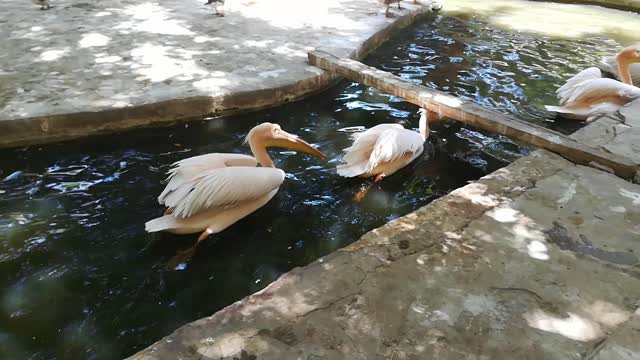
(307, 50), (640, 180)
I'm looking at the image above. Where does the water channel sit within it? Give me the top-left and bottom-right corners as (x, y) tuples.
(1, 1), (638, 358)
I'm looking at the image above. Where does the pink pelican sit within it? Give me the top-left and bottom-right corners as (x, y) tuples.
(146, 123), (326, 244)
(545, 45), (640, 121)
(337, 108), (432, 201)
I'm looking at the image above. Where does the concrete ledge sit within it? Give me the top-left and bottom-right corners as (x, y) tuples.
(0, 72), (335, 148)
(571, 99), (640, 183)
(129, 149), (640, 359)
(0, 0), (442, 148)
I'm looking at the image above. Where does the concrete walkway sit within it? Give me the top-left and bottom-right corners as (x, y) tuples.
(0, 0), (441, 148)
(130, 148), (640, 359)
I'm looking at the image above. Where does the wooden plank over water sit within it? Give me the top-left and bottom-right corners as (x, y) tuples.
(308, 50), (639, 180)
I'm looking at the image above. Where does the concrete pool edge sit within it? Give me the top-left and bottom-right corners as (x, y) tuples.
(0, 1), (443, 149)
(128, 149), (640, 359)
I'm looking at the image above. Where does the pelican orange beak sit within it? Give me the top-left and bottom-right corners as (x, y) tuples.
(265, 129), (327, 160)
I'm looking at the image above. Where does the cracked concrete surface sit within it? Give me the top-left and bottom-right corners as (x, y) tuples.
(0, 0), (442, 147)
(571, 99), (640, 176)
(129, 150), (640, 359)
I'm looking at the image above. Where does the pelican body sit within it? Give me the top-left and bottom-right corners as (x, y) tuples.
(337, 108), (431, 200)
(545, 45), (640, 121)
(145, 123), (326, 242)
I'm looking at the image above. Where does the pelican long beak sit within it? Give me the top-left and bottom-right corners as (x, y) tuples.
(265, 130), (327, 159)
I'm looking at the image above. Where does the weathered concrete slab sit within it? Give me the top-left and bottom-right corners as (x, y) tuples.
(571, 99), (640, 183)
(0, 0), (442, 148)
(129, 149), (640, 359)
(592, 309), (640, 360)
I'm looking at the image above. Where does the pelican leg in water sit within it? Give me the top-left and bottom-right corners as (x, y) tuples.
(146, 123), (326, 266)
(338, 108), (431, 201)
(353, 173), (387, 202)
(545, 45), (640, 121)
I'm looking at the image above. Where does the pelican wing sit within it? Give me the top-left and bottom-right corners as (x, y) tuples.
(368, 128), (423, 171)
(349, 124), (403, 141)
(165, 166), (285, 218)
(564, 78), (640, 106)
(557, 67), (602, 104)
(159, 153), (257, 206)
(337, 124), (402, 177)
(342, 124), (403, 162)
(166, 153), (257, 179)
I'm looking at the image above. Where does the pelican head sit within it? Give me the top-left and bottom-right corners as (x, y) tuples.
(245, 123), (327, 167)
(614, 45), (640, 85)
(617, 45), (640, 63)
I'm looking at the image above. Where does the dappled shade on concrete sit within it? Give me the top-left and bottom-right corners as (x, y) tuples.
(0, 0), (442, 147)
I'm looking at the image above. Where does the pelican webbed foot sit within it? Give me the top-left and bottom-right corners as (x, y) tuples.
(353, 174), (386, 202)
(585, 111), (626, 124)
(166, 229), (214, 270)
(353, 186), (370, 202)
(609, 110), (627, 124)
(167, 245), (199, 270)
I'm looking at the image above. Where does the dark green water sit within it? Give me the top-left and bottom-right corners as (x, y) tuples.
(0, 10), (632, 360)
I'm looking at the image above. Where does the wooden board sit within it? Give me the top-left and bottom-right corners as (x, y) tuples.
(308, 50), (639, 180)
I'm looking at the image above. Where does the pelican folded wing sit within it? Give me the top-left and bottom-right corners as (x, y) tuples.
(165, 167), (285, 218)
